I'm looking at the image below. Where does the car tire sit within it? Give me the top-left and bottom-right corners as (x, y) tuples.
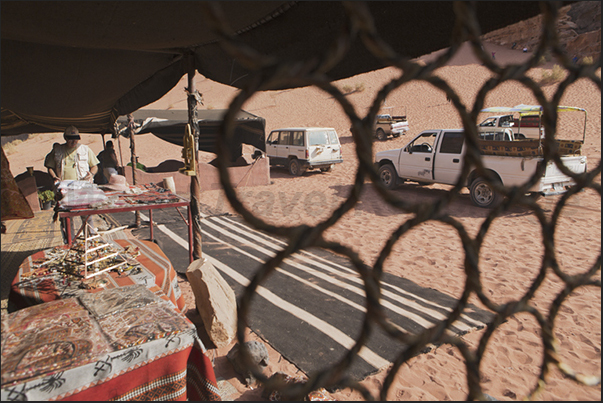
(376, 128), (387, 141)
(288, 159), (305, 176)
(469, 177), (502, 208)
(378, 164), (398, 190)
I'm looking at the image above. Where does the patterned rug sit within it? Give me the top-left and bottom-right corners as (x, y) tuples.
(1, 211), (130, 304)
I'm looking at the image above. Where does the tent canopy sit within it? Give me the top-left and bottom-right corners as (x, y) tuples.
(481, 105), (587, 114)
(115, 109), (266, 162)
(2, 1), (555, 137)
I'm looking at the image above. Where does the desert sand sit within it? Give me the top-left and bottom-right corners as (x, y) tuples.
(4, 41), (600, 400)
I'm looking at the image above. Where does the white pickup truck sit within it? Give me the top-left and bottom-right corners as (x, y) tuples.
(374, 114), (409, 141)
(375, 129), (587, 207)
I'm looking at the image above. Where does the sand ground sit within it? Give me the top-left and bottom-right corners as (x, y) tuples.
(4, 41), (600, 400)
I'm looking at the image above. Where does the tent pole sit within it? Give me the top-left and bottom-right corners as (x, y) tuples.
(113, 122), (125, 172)
(187, 55), (203, 261)
(128, 114), (141, 228)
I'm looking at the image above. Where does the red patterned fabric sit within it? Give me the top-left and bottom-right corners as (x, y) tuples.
(187, 342), (222, 401)
(1, 147), (34, 221)
(61, 349), (191, 401)
(2, 293), (221, 401)
(9, 239), (185, 312)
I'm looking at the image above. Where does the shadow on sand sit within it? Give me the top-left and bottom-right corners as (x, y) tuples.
(330, 182), (535, 219)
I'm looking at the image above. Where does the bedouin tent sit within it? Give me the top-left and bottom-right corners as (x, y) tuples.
(1, 1), (552, 138)
(114, 109), (266, 163)
(1, 1), (560, 251)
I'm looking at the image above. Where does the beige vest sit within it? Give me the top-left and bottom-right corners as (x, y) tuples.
(55, 144), (90, 180)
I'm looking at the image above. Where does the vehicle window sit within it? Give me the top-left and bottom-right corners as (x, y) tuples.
(279, 131), (291, 146)
(479, 118), (496, 127)
(308, 130), (328, 146)
(440, 131), (464, 154)
(499, 115), (515, 127)
(407, 132), (437, 153)
(267, 131), (279, 144)
(291, 131), (304, 146)
(328, 131), (339, 145)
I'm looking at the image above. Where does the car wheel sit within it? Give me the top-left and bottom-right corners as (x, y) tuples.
(320, 164), (334, 173)
(470, 177), (502, 208)
(378, 164), (398, 190)
(376, 128), (387, 141)
(288, 159), (305, 176)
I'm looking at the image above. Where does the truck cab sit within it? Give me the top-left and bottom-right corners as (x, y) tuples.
(478, 113), (543, 139)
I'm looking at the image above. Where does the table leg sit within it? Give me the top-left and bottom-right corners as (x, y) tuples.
(66, 217), (72, 246)
(149, 209), (154, 241)
(188, 205), (193, 264)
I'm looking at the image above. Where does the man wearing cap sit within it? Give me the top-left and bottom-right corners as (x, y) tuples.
(45, 126), (100, 185)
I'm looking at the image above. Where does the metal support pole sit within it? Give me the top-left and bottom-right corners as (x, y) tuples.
(187, 54), (203, 261)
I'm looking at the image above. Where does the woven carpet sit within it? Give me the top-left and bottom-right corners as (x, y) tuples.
(1, 211), (64, 304)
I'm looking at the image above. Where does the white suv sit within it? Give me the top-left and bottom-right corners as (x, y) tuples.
(263, 127), (343, 176)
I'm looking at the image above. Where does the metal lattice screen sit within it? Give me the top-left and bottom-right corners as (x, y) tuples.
(204, 2), (600, 400)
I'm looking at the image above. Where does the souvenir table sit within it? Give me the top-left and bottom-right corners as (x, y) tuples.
(9, 238), (186, 313)
(57, 182), (194, 264)
(1, 287), (221, 401)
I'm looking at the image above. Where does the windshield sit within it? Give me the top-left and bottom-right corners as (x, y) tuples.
(479, 117), (497, 127)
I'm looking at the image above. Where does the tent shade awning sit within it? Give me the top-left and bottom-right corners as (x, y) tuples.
(115, 109), (266, 161)
(2, 1), (554, 138)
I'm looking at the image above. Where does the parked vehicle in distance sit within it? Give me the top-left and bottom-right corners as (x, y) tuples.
(263, 127), (343, 176)
(478, 104), (549, 139)
(374, 113), (409, 141)
(375, 128), (587, 208)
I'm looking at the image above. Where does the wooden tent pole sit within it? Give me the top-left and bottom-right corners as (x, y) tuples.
(187, 55), (203, 261)
(128, 114), (141, 228)
(114, 122), (125, 171)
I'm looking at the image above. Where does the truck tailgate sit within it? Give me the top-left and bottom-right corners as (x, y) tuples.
(539, 155), (587, 194)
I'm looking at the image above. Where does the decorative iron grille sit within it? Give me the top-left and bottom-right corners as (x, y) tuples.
(205, 2), (600, 400)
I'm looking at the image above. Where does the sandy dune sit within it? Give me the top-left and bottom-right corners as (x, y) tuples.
(4, 41), (600, 401)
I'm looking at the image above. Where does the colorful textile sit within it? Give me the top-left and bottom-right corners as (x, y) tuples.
(98, 302), (194, 350)
(1, 147), (34, 221)
(9, 239), (185, 312)
(187, 339), (222, 401)
(78, 284), (160, 319)
(2, 287), (220, 401)
(1, 299), (112, 386)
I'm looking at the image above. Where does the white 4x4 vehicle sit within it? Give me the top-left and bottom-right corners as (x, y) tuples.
(263, 127), (343, 176)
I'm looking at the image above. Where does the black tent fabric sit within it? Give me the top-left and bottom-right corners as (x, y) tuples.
(2, 1), (557, 137)
(115, 109), (266, 161)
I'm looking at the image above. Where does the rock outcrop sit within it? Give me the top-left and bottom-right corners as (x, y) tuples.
(482, 1), (600, 60)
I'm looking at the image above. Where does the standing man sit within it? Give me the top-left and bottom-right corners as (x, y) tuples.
(45, 126), (100, 241)
(45, 126), (99, 185)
